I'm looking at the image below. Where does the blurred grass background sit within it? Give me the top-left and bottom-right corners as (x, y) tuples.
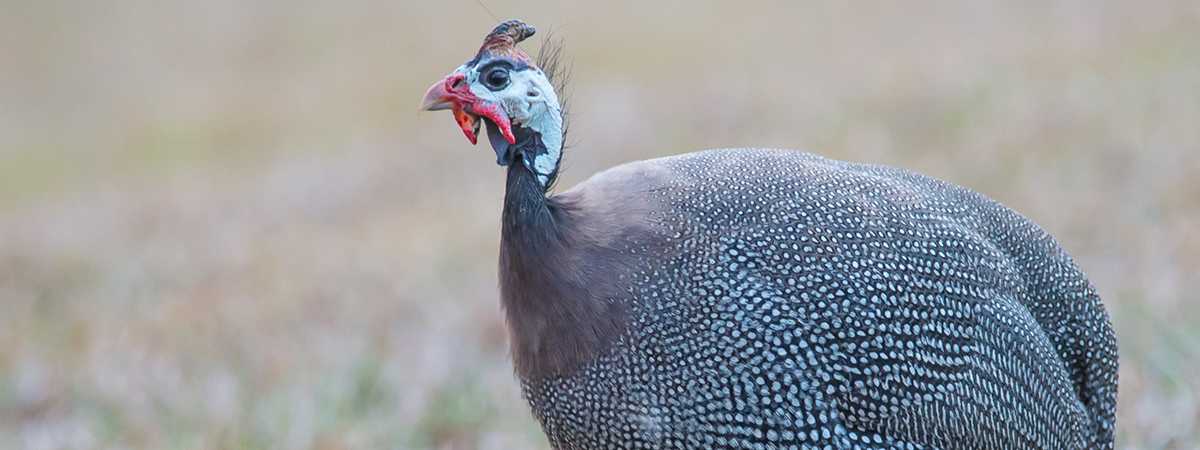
(1, 0), (1198, 448)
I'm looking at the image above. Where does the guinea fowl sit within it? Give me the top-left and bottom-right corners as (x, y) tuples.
(420, 21), (1117, 450)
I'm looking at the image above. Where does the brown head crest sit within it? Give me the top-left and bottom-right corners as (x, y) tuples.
(478, 20), (536, 64)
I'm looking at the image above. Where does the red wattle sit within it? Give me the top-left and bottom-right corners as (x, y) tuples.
(471, 101), (516, 144)
(451, 103), (478, 145)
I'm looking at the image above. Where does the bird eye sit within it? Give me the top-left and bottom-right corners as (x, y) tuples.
(482, 68), (510, 91)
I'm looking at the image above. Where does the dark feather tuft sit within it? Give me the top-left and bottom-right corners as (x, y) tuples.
(536, 30), (573, 190)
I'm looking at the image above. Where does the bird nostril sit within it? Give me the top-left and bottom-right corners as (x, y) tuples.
(449, 74), (466, 89)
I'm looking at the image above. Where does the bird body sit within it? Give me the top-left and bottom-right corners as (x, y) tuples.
(421, 20), (1117, 450)
(511, 148), (1114, 449)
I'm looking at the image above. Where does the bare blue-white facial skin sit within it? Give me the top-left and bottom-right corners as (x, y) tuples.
(460, 58), (563, 185)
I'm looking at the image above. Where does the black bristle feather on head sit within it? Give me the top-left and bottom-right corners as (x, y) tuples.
(534, 30), (572, 190)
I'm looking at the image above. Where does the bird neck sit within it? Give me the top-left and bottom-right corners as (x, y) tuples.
(498, 153), (623, 379)
(488, 111), (562, 188)
(500, 160), (557, 249)
(497, 121), (559, 241)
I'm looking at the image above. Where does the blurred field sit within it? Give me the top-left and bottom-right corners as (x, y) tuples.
(1, 1), (1198, 449)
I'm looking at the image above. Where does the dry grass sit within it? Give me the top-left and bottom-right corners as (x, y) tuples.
(1, 1), (1198, 448)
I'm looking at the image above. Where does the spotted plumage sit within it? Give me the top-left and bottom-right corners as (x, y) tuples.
(523, 148), (1116, 449)
(421, 20), (1117, 450)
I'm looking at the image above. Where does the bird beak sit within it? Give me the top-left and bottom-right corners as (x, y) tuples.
(420, 74), (516, 146)
(419, 79), (453, 111)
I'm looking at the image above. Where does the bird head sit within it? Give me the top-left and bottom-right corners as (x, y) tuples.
(421, 20), (564, 186)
